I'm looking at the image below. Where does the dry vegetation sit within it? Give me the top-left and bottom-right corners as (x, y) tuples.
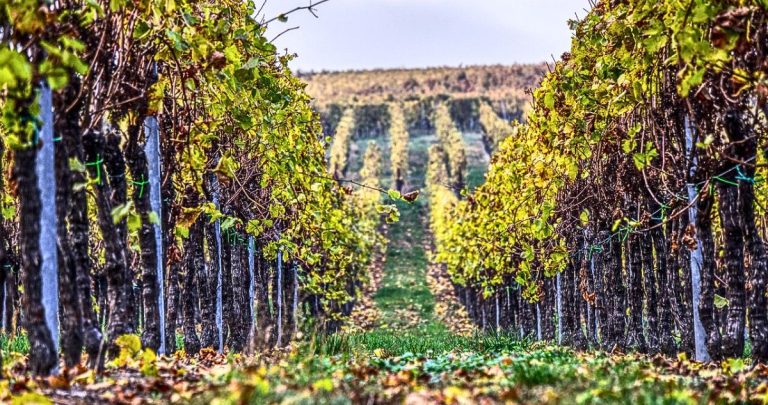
(300, 64), (546, 107)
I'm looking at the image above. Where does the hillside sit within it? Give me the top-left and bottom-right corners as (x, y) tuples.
(300, 64), (546, 106)
(300, 64), (546, 137)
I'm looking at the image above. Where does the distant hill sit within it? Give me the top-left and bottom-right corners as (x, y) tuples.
(299, 65), (548, 137)
(300, 64), (547, 106)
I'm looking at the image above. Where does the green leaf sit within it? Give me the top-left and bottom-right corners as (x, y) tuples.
(387, 189), (401, 200)
(0, 67), (17, 88)
(148, 211), (160, 225)
(696, 135), (714, 149)
(46, 70), (69, 90)
(140, 349), (158, 377)
(621, 139), (636, 154)
(72, 182), (89, 193)
(127, 213), (141, 233)
(111, 202), (133, 224)
(726, 358), (746, 374)
(115, 334), (141, 355)
(213, 155), (240, 179)
(109, 0), (126, 12)
(133, 21), (151, 39)
(166, 30), (189, 51)
(544, 92), (555, 110)
(175, 225), (190, 239)
(69, 157), (86, 173)
(221, 217), (236, 230)
(269, 203), (285, 218)
(579, 209), (589, 227)
(59, 36), (86, 52)
(1, 49), (32, 85)
(714, 294), (729, 309)
(387, 209), (400, 223)
(241, 57), (261, 70)
(611, 219), (622, 232)
(224, 45), (241, 64)
(234, 68), (254, 83)
(632, 143), (658, 171)
(246, 219), (262, 236)
(679, 67), (706, 96)
(1, 205), (14, 220)
(312, 378), (333, 392)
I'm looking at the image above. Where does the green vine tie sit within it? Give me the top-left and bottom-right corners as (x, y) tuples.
(86, 154), (104, 185)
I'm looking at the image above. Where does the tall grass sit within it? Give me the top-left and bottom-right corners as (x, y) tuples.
(0, 332), (30, 356)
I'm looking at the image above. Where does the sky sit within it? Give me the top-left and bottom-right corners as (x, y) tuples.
(260, 0), (593, 72)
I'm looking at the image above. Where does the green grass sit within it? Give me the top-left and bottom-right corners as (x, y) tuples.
(374, 199), (435, 324)
(462, 132), (490, 191)
(370, 130), (493, 336)
(372, 132), (444, 334)
(0, 333), (29, 356)
(403, 133), (435, 190)
(204, 337), (724, 405)
(306, 330), (531, 358)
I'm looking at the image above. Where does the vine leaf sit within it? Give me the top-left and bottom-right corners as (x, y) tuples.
(714, 294), (729, 309)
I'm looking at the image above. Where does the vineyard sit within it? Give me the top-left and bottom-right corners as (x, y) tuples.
(302, 64), (545, 138)
(2, 0), (768, 404)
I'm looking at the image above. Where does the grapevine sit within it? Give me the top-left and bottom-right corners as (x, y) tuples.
(0, 0), (381, 374)
(434, 0), (768, 359)
(433, 103), (467, 192)
(388, 103), (409, 192)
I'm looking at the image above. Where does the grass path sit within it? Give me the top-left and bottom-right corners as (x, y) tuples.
(373, 131), (489, 335)
(374, 132), (487, 333)
(373, 132), (449, 335)
(374, 199), (442, 332)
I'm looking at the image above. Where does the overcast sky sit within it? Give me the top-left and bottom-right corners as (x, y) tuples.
(260, 0), (592, 72)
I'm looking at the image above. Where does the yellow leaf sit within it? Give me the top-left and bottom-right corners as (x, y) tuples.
(312, 378), (334, 392)
(11, 392), (52, 405)
(115, 334), (142, 355)
(579, 209), (590, 227)
(141, 349), (158, 377)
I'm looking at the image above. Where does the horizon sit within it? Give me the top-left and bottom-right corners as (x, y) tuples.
(293, 61), (547, 75)
(261, 0), (592, 71)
